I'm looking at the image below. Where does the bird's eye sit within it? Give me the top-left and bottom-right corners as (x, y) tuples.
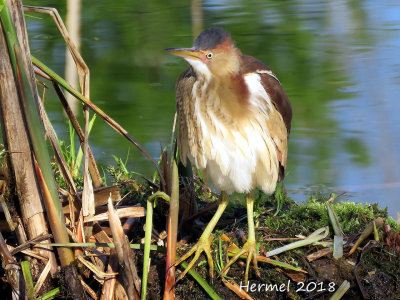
(206, 53), (213, 59)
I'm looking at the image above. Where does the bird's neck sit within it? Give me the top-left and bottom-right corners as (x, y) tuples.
(193, 71), (249, 121)
(211, 72), (249, 108)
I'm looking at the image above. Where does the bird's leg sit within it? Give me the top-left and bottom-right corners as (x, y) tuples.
(221, 191), (260, 283)
(173, 192), (229, 281)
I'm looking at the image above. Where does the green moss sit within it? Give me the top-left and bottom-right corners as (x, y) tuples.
(257, 194), (398, 238)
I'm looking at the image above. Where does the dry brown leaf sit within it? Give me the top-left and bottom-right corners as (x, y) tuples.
(221, 278), (254, 300)
(306, 247), (333, 262)
(283, 270), (306, 283)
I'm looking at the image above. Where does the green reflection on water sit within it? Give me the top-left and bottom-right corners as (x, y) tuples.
(24, 0), (399, 214)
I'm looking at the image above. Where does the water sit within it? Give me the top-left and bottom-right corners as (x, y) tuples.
(24, 0), (400, 217)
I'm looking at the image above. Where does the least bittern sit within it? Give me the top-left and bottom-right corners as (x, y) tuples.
(165, 28), (292, 283)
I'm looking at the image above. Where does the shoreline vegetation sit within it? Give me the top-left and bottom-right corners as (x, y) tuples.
(0, 1), (399, 299)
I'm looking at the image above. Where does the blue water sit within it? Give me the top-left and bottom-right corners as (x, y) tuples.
(25, 0), (400, 217)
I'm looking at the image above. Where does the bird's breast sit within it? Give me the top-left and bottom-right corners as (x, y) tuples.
(177, 73), (281, 195)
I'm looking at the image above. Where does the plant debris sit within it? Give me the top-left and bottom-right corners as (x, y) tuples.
(0, 2), (399, 299)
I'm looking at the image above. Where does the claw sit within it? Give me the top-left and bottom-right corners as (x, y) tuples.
(173, 192), (230, 282)
(221, 191), (262, 283)
(222, 240), (260, 283)
(174, 235), (214, 282)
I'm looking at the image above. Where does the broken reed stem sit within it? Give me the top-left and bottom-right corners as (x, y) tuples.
(0, 0), (61, 271)
(37, 95), (79, 199)
(349, 217), (383, 255)
(0, 231), (15, 264)
(52, 82), (102, 187)
(108, 196), (140, 299)
(164, 160), (179, 300)
(32, 56), (165, 187)
(34, 159), (74, 265)
(25, 5), (105, 187)
(82, 104), (95, 240)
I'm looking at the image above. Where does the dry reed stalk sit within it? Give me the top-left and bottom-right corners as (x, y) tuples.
(92, 223), (119, 299)
(53, 81), (101, 188)
(61, 185), (122, 219)
(34, 159), (74, 265)
(0, 1), (57, 273)
(24, 4), (102, 187)
(108, 196), (140, 299)
(100, 250), (119, 300)
(164, 161), (179, 300)
(84, 207), (145, 223)
(37, 95), (79, 200)
(349, 217), (383, 255)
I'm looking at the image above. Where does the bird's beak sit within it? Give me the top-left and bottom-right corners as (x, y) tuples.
(164, 47), (205, 62)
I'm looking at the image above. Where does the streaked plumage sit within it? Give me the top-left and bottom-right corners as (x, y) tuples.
(165, 28), (292, 282)
(176, 54), (291, 194)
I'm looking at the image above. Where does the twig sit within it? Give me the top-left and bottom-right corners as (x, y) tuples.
(80, 278), (98, 300)
(0, 231), (15, 264)
(52, 82), (101, 186)
(10, 233), (52, 255)
(34, 258), (52, 294)
(33, 57), (165, 187)
(84, 206), (145, 223)
(37, 93), (79, 200)
(0, 195), (16, 231)
(348, 217), (383, 255)
(77, 254), (118, 278)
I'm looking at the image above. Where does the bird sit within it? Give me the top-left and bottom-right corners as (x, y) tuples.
(164, 28), (292, 283)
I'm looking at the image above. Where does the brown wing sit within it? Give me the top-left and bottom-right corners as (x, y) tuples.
(241, 55), (292, 133)
(241, 55), (292, 179)
(175, 66), (197, 166)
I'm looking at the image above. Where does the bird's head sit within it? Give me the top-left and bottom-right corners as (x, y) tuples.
(165, 28), (241, 79)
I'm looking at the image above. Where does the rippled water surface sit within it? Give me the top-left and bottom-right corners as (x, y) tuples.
(25, 0), (400, 216)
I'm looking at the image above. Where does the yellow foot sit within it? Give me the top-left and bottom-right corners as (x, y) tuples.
(172, 235), (214, 282)
(221, 240), (260, 283)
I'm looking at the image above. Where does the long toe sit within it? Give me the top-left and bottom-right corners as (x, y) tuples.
(222, 240), (259, 282)
(252, 251), (261, 278)
(174, 236), (214, 282)
(244, 244), (260, 283)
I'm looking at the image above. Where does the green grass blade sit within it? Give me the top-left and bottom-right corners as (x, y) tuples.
(141, 192), (170, 300)
(21, 261), (36, 300)
(330, 280), (350, 300)
(39, 287), (60, 300)
(266, 226), (329, 257)
(266, 259), (303, 272)
(326, 200), (344, 237)
(273, 183), (284, 216)
(326, 197), (344, 259)
(180, 260), (222, 300)
(218, 236), (224, 270)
